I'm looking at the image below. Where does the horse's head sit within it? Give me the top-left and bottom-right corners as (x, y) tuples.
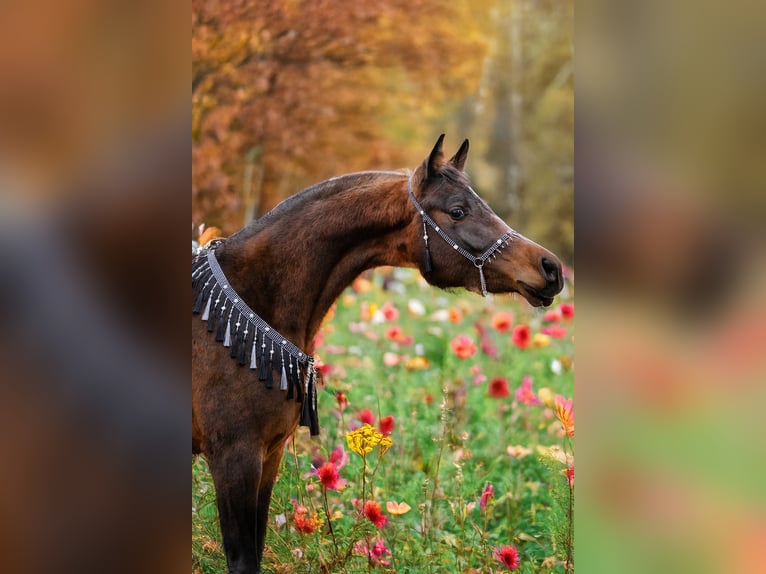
(409, 135), (564, 306)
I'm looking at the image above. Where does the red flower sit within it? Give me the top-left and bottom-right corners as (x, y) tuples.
(491, 311), (514, 332)
(479, 483), (495, 510)
(316, 359), (333, 375)
(541, 325), (567, 339)
(357, 408), (375, 426)
(315, 462), (347, 491)
(385, 325), (413, 344)
(450, 334), (477, 359)
(494, 545), (520, 570)
(292, 501), (322, 534)
(511, 325), (530, 349)
(363, 500), (388, 528)
(488, 377), (510, 398)
(514, 375), (542, 406)
(336, 391), (348, 411)
(378, 415), (395, 435)
(565, 465), (574, 488)
(560, 303), (574, 320)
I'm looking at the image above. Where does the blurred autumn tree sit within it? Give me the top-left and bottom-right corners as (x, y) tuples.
(192, 0), (573, 261)
(192, 0), (487, 231)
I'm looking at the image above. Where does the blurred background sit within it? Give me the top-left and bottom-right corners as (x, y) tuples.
(192, 0), (574, 263)
(0, 0), (763, 573)
(576, 1), (766, 573)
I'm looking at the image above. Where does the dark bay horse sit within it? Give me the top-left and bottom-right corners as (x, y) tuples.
(192, 135), (563, 573)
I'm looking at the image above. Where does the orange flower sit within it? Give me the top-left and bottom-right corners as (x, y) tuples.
(491, 311), (514, 332)
(448, 307), (463, 323)
(292, 502), (322, 534)
(554, 394), (575, 437)
(450, 334), (477, 359)
(385, 500), (412, 515)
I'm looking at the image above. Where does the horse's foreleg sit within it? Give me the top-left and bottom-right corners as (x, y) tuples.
(207, 445), (263, 574)
(254, 450), (283, 566)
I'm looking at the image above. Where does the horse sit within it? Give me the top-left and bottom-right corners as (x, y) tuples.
(192, 135), (564, 573)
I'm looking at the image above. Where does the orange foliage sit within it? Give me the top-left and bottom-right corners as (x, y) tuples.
(192, 0), (486, 232)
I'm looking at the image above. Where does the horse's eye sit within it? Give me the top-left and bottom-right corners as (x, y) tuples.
(449, 207), (466, 220)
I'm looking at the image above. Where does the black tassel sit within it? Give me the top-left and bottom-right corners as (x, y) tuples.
(309, 381), (320, 436)
(424, 246), (433, 273)
(207, 305), (218, 332)
(215, 307), (227, 341)
(238, 331), (249, 365)
(265, 353), (275, 389)
(258, 349), (270, 382)
(193, 288), (206, 313)
(286, 362), (296, 400)
(300, 386), (312, 428)
(229, 331), (239, 357)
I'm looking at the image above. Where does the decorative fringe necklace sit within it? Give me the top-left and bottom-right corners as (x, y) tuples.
(192, 241), (320, 436)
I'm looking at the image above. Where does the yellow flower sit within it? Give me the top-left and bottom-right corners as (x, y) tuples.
(537, 387), (555, 408)
(532, 333), (551, 348)
(346, 424), (392, 457)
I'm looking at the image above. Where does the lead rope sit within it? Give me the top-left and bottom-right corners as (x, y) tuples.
(407, 172), (516, 297)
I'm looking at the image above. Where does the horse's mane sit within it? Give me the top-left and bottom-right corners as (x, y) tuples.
(230, 170), (405, 238)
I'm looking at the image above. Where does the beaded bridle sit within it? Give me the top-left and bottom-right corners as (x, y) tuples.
(407, 173), (517, 297)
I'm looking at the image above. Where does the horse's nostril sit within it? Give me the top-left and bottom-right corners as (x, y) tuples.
(540, 256), (562, 286)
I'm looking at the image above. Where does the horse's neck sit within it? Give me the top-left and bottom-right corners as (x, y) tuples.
(220, 173), (415, 352)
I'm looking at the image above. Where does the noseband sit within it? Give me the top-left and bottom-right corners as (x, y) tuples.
(407, 173), (516, 297)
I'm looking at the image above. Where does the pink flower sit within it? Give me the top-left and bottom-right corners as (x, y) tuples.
(514, 375), (542, 406)
(363, 501), (388, 528)
(491, 311), (514, 332)
(450, 334), (477, 359)
(488, 377), (510, 398)
(315, 462), (347, 491)
(380, 301), (399, 321)
(511, 325), (530, 349)
(378, 415), (395, 435)
(560, 303), (574, 320)
(475, 321), (498, 358)
(357, 408), (375, 426)
(543, 310), (561, 322)
(479, 483), (495, 510)
(541, 325), (567, 339)
(494, 545), (520, 570)
(328, 445), (349, 468)
(353, 538), (391, 566)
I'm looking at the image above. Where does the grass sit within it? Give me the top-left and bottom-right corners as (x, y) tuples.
(193, 267), (574, 573)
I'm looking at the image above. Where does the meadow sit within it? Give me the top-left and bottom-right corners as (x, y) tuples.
(193, 267), (574, 573)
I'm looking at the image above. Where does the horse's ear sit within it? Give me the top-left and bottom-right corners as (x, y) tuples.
(426, 134), (446, 179)
(449, 139), (469, 171)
